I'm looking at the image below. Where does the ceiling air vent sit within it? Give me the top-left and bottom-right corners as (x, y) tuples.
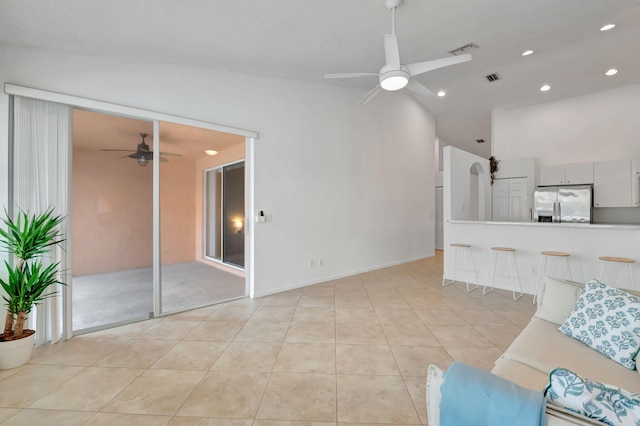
(476, 139), (486, 144)
(486, 73), (501, 82)
(449, 43), (479, 56)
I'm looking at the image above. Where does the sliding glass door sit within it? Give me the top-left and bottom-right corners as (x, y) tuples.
(71, 110), (154, 332)
(205, 162), (245, 268)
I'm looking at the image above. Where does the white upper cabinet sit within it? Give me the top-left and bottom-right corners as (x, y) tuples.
(539, 163), (594, 186)
(565, 163), (594, 185)
(539, 165), (566, 185)
(593, 159), (639, 207)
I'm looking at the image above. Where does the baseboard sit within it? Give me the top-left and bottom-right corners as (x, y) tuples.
(252, 253), (435, 298)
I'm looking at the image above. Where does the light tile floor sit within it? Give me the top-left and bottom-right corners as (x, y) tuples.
(0, 251), (536, 425)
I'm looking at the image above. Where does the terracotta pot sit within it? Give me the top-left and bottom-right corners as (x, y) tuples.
(0, 331), (35, 369)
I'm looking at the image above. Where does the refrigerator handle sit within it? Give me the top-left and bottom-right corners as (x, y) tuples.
(552, 202), (556, 222)
(557, 202), (562, 223)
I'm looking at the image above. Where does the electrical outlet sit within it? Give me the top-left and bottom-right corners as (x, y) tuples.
(319, 258), (324, 267)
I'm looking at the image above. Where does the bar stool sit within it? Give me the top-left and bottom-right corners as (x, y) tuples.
(442, 243), (479, 292)
(483, 247), (523, 301)
(533, 251), (572, 304)
(599, 256), (636, 289)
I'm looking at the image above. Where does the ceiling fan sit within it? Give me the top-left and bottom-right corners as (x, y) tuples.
(100, 133), (182, 167)
(324, 0), (472, 104)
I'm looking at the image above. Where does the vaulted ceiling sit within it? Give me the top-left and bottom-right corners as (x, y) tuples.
(2, 0), (640, 157)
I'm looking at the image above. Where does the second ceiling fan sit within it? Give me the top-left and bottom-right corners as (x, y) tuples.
(100, 133), (182, 167)
(325, 0), (472, 104)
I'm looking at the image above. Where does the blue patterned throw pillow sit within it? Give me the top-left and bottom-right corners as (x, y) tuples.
(559, 280), (640, 370)
(546, 368), (640, 426)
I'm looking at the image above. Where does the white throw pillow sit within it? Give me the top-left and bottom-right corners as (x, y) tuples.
(559, 280), (640, 370)
(546, 367), (640, 425)
(535, 275), (583, 325)
(426, 364), (444, 426)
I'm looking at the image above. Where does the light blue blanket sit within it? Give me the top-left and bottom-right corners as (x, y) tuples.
(440, 362), (546, 426)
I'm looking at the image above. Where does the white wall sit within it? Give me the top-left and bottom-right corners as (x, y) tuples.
(443, 146), (491, 222)
(492, 83), (640, 224)
(0, 45), (436, 297)
(492, 83), (640, 163)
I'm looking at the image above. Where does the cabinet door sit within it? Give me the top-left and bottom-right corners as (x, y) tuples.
(539, 165), (565, 185)
(565, 163), (594, 185)
(594, 160), (633, 207)
(509, 178), (530, 222)
(492, 180), (510, 221)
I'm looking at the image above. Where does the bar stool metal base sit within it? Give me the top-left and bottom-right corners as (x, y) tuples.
(442, 243), (479, 292)
(599, 256), (635, 289)
(533, 251), (571, 304)
(483, 247), (523, 301)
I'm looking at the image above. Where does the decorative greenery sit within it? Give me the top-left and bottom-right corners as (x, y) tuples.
(0, 208), (65, 341)
(489, 156), (500, 185)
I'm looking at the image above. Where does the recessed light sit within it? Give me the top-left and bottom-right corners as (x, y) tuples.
(600, 24), (616, 31)
(540, 84), (551, 92)
(437, 91), (446, 97)
(204, 149), (218, 156)
(605, 68), (618, 76)
(522, 50), (534, 56)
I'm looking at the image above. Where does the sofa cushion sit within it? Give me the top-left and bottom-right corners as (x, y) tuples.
(502, 317), (640, 394)
(559, 280), (640, 370)
(536, 275), (583, 325)
(546, 367), (640, 426)
(492, 357), (550, 392)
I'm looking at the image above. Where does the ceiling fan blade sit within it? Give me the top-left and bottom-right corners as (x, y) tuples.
(405, 80), (436, 97)
(406, 53), (472, 77)
(360, 85), (382, 105)
(100, 149), (136, 153)
(158, 152), (182, 157)
(384, 34), (401, 69)
(324, 72), (378, 79)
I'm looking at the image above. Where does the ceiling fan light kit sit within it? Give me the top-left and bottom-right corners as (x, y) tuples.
(324, 0), (472, 104)
(380, 68), (409, 91)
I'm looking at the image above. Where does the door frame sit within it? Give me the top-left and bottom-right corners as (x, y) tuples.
(5, 83), (258, 339)
(203, 159), (246, 270)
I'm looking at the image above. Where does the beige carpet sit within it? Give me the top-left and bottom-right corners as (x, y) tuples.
(72, 261), (245, 331)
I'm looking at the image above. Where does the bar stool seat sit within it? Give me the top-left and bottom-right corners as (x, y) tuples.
(599, 256), (635, 289)
(533, 251), (572, 304)
(484, 247), (523, 301)
(442, 243), (478, 292)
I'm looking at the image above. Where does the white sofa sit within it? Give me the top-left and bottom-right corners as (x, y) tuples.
(427, 276), (640, 425)
(491, 276), (640, 425)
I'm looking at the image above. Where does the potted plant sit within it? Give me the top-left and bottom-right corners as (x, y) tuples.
(0, 208), (65, 369)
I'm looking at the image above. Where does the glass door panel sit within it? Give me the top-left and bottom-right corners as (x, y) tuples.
(159, 122), (246, 314)
(222, 162), (245, 268)
(71, 110), (154, 332)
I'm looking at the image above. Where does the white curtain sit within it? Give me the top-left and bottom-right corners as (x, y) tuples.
(12, 96), (71, 345)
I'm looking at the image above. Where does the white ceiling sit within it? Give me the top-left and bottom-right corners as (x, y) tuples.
(2, 0), (640, 157)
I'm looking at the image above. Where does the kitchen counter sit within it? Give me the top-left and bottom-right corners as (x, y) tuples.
(444, 220), (640, 295)
(450, 220), (640, 230)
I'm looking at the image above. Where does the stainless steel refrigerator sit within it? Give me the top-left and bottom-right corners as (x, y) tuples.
(533, 185), (593, 223)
